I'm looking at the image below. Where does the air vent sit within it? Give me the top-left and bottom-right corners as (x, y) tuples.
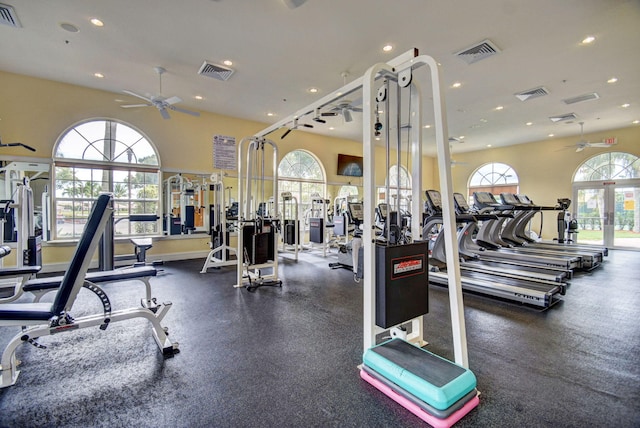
(549, 113), (578, 123)
(197, 61), (234, 81)
(562, 92), (600, 105)
(455, 39), (501, 64)
(515, 86), (549, 101)
(0, 3), (21, 28)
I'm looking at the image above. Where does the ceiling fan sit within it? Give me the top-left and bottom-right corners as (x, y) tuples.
(282, 0), (308, 9)
(569, 122), (617, 152)
(321, 100), (363, 123)
(121, 67), (200, 120)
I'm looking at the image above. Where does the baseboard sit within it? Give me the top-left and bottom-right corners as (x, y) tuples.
(40, 250), (210, 273)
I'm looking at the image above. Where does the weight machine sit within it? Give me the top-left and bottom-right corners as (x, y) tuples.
(255, 48), (476, 426)
(163, 173), (208, 235)
(280, 191), (300, 261)
(235, 137), (281, 290)
(201, 174), (238, 272)
(307, 192), (331, 257)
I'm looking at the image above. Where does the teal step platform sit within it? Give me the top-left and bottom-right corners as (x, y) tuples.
(363, 338), (477, 411)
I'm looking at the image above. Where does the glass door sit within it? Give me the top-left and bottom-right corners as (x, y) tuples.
(575, 187), (605, 246)
(612, 186), (640, 248)
(574, 183), (640, 249)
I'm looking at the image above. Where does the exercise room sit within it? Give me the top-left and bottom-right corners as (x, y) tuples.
(0, 1), (639, 427)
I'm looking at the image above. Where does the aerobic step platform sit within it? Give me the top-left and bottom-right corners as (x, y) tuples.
(362, 338), (477, 411)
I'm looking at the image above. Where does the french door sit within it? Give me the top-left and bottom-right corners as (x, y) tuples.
(574, 180), (640, 249)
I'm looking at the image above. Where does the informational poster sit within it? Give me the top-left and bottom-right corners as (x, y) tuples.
(624, 191), (635, 210)
(213, 134), (236, 170)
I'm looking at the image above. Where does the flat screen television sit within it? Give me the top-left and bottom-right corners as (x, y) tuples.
(337, 154), (363, 177)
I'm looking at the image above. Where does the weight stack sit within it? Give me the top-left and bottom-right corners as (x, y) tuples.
(375, 241), (429, 328)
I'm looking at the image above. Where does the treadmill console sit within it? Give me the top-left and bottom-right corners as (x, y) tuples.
(517, 194), (532, 204)
(378, 203), (388, 219)
(453, 193), (469, 212)
(500, 193), (519, 205)
(425, 190), (442, 209)
(473, 192), (497, 204)
(348, 202), (364, 222)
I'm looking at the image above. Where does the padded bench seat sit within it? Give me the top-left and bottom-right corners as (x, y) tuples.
(23, 266), (157, 293)
(0, 302), (53, 322)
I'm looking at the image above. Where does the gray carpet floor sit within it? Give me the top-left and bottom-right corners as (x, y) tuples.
(0, 248), (639, 427)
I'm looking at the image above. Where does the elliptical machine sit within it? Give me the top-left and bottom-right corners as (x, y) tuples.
(329, 201), (364, 281)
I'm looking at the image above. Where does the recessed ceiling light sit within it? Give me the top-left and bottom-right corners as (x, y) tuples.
(548, 133), (555, 137)
(223, 60), (233, 66)
(308, 87), (319, 94)
(607, 77), (618, 84)
(495, 106), (504, 111)
(93, 72), (104, 78)
(267, 112), (274, 117)
(479, 118), (488, 123)
(633, 120), (640, 124)
(424, 125), (431, 129)
(90, 18), (104, 27)
(526, 122), (533, 126)
(621, 103), (630, 108)
(60, 22), (79, 33)
(459, 135), (465, 139)
(582, 35), (595, 44)
(195, 95), (203, 100)
(382, 44), (393, 52)
(329, 127), (335, 130)
(451, 82), (462, 88)
(487, 144), (492, 147)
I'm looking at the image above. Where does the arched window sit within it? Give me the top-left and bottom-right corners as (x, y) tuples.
(278, 150), (326, 218)
(574, 152), (640, 181)
(468, 162), (519, 203)
(378, 165), (411, 212)
(53, 119), (161, 239)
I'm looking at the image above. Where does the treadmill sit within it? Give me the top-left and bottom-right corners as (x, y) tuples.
(451, 192), (571, 283)
(472, 191), (582, 270)
(499, 193), (607, 269)
(423, 190), (565, 308)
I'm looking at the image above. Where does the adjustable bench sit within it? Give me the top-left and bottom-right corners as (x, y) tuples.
(0, 194), (178, 389)
(23, 266), (159, 310)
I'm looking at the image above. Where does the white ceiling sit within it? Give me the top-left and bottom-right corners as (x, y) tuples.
(1, 0), (639, 155)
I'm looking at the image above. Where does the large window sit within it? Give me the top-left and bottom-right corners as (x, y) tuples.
(278, 150), (326, 218)
(574, 152), (640, 182)
(468, 162), (519, 203)
(53, 119), (160, 239)
(378, 165), (411, 212)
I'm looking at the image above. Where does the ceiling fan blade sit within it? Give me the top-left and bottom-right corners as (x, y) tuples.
(123, 90), (152, 103)
(164, 96), (182, 105)
(169, 105), (201, 117)
(300, 123), (313, 128)
(576, 146), (584, 152)
(159, 108), (171, 120)
(121, 103), (151, 109)
(321, 112), (338, 117)
(351, 107), (363, 112)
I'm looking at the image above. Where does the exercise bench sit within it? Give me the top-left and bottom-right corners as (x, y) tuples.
(0, 194), (179, 389)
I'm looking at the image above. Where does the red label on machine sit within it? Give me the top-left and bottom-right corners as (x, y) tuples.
(391, 255), (425, 279)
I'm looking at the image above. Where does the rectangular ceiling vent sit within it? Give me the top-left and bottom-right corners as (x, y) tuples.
(562, 92), (600, 105)
(549, 113), (578, 123)
(197, 61), (234, 81)
(0, 3), (21, 28)
(514, 86), (549, 101)
(455, 39), (501, 64)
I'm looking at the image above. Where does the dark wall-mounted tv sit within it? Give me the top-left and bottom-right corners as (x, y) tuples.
(337, 154), (363, 177)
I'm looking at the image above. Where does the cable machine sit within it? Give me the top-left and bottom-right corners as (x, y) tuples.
(280, 191), (300, 261)
(201, 173), (237, 272)
(255, 48), (477, 427)
(235, 137), (281, 290)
